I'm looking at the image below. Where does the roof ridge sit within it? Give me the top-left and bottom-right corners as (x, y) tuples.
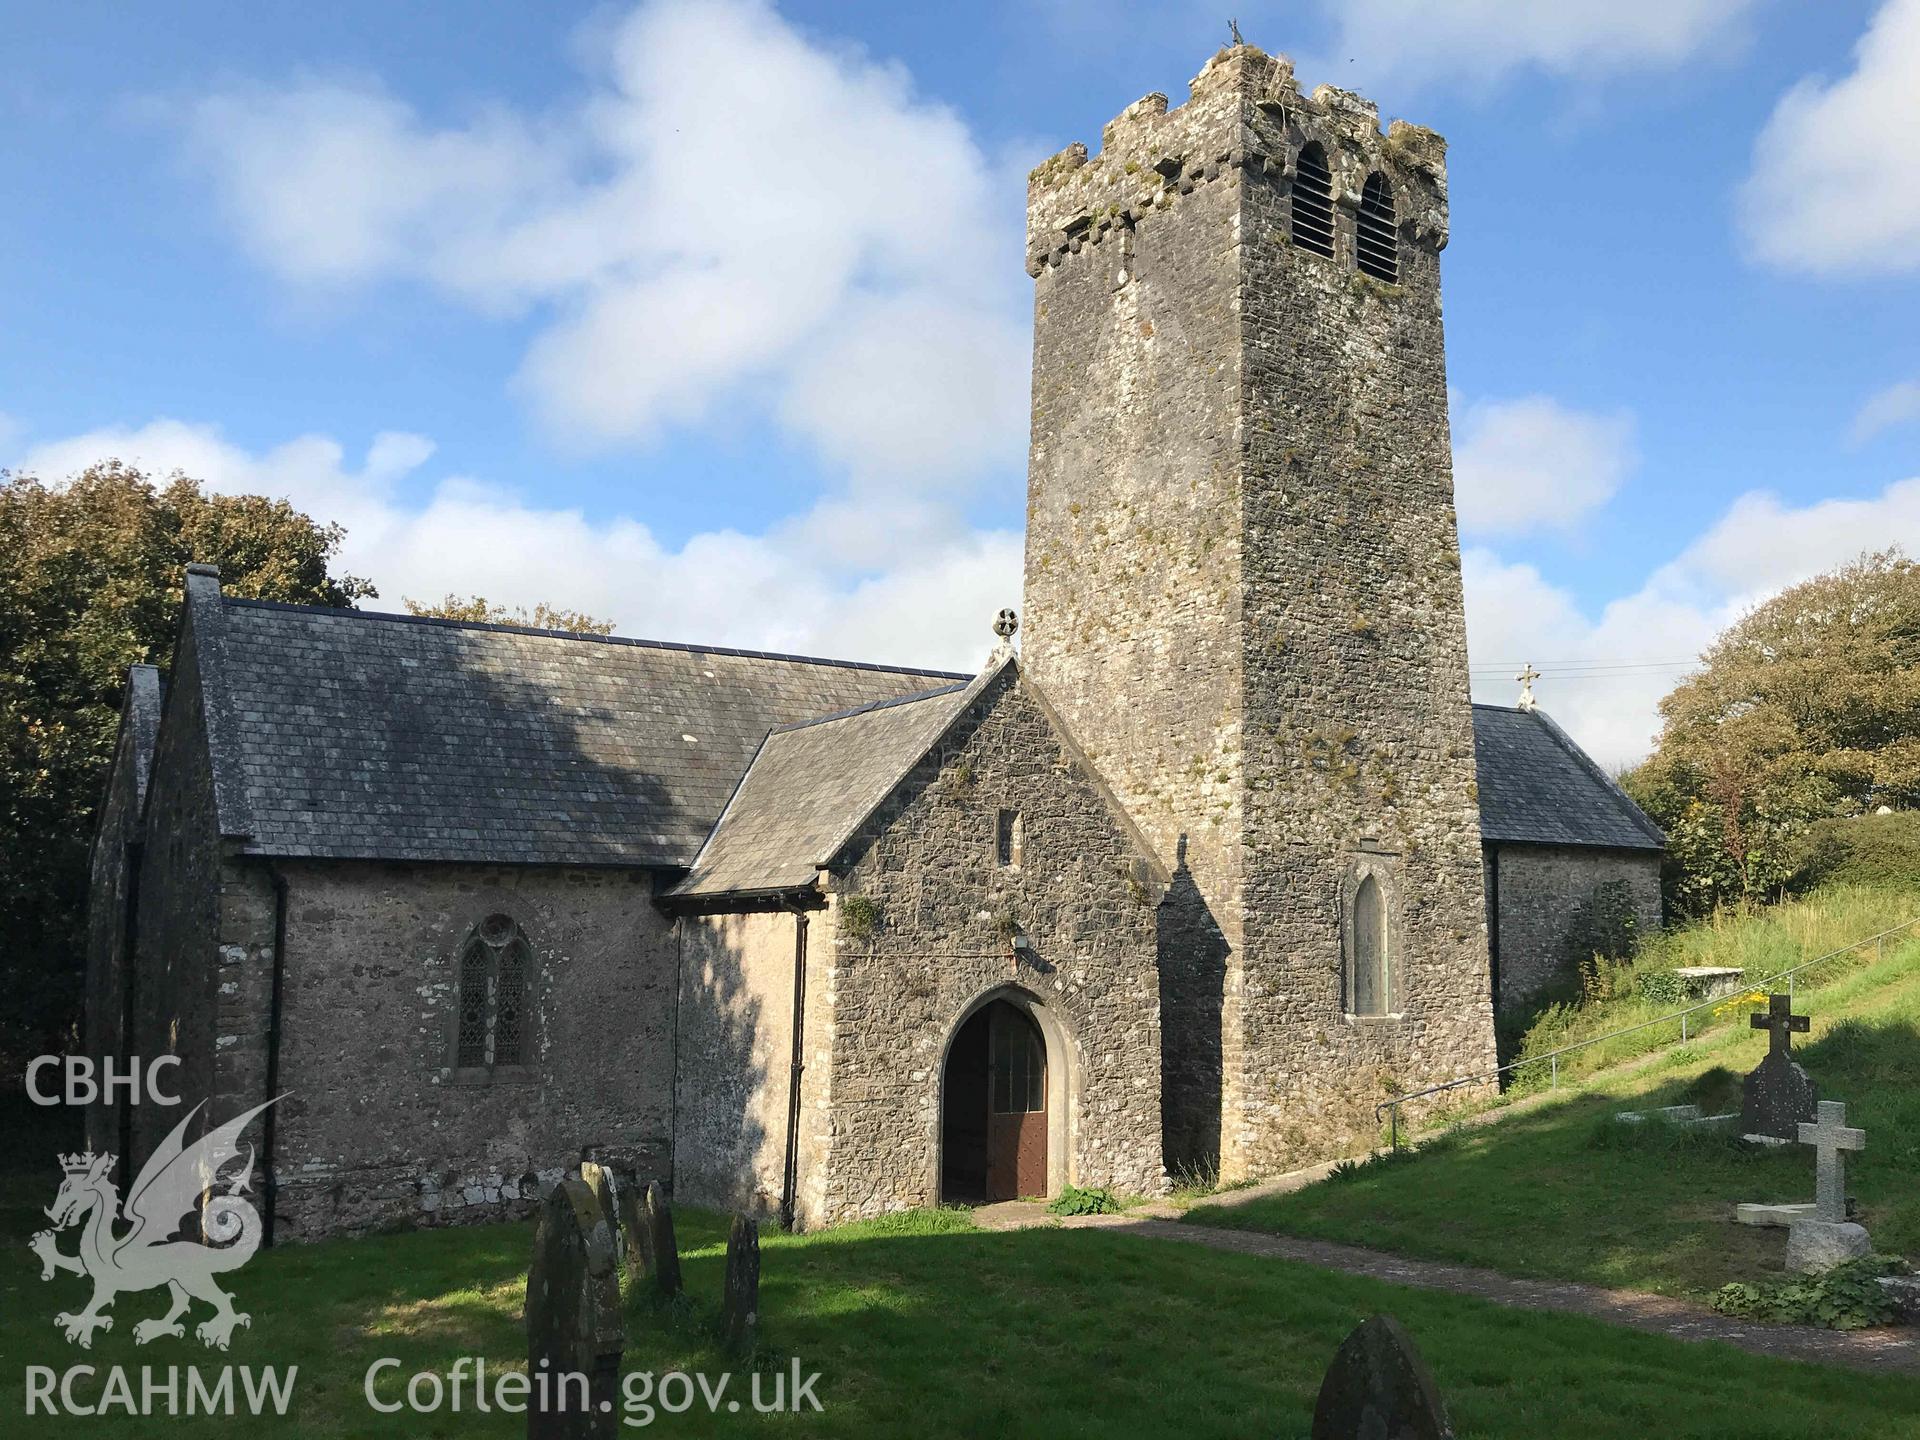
(220, 596), (969, 679)
(769, 682), (971, 734)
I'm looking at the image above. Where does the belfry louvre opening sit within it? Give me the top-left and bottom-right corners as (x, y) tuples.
(1291, 144), (1336, 258)
(1356, 173), (1398, 282)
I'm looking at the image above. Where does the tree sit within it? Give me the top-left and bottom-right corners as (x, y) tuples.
(0, 462), (375, 1066)
(402, 593), (616, 636)
(1624, 550), (1920, 916)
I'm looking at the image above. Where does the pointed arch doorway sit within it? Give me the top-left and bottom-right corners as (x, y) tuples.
(941, 998), (1049, 1202)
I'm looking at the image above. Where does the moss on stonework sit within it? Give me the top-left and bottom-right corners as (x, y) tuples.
(840, 894), (881, 943)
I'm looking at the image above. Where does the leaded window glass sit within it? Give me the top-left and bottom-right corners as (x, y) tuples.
(453, 914), (533, 1073)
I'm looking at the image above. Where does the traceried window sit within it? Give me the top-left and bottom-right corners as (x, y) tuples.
(1356, 172), (1399, 282)
(1291, 142), (1336, 258)
(454, 914), (534, 1072)
(1351, 875), (1390, 1016)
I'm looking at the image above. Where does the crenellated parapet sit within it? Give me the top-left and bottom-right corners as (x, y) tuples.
(1024, 44), (1448, 277)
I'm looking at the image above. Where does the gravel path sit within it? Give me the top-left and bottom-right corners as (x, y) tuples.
(971, 1201), (1918, 1375)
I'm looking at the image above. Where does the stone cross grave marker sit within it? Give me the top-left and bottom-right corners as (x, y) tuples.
(1786, 1100), (1871, 1274)
(720, 1214), (761, 1354)
(1753, 992), (1810, 1057)
(1803, 1100), (1867, 1223)
(1740, 993), (1818, 1141)
(526, 1179), (624, 1440)
(644, 1181), (683, 1298)
(1311, 1314), (1453, 1440)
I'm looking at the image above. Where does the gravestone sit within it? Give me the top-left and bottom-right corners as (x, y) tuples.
(616, 1174), (652, 1289)
(720, 1214), (761, 1354)
(1311, 1314), (1453, 1440)
(579, 1160), (625, 1274)
(644, 1181), (683, 1298)
(526, 1179), (624, 1440)
(1740, 994), (1817, 1141)
(1785, 1100), (1870, 1274)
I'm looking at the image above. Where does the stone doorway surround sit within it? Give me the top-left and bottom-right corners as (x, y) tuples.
(934, 983), (1078, 1204)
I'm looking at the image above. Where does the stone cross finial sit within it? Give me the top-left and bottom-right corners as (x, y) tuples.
(1799, 1100), (1866, 1224)
(1751, 993), (1810, 1059)
(1515, 663), (1541, 711)
(993, 608), (1019, 641)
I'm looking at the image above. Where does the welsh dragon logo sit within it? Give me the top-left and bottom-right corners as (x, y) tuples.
(29, 1097), (280, 1349)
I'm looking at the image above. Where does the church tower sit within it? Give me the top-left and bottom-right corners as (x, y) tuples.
(1021, 45), (1497, 1180)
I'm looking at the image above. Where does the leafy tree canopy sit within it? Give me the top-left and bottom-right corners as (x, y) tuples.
(1624, 550), (1920, 915)
(402, 593), (616, 635)
(0, 462), (375, 1063)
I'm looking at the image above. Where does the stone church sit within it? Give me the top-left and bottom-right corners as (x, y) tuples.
(85, 44), (1662, 1241)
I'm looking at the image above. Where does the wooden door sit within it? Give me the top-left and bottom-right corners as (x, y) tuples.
(985, 1003), (1047, 1200)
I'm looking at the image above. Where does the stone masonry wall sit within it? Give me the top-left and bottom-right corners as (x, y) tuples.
(1490, 845), (1663, 1010)
(1022, 45), (1495, 1180)
(1233, 52), (1494, 1169)
(1022, 66), (1249, 1179)
(126, 623), (229, 1171)
(83, 690), (151, 1156)
(265, 860), (674, 1240)
(804, 664), (1166, 1225)
(673, 908), (801, 1218)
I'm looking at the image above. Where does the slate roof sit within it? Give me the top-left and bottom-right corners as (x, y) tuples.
(195, 591), (966, 866)
(123, 664), (164, 812)
(1472, 704), (1664, 852)
(669, 672), (983, 898)
(170, 572), (1657, 873)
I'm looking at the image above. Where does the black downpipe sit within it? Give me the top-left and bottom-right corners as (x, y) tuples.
(668, 913), (684, 1197)
(262, 864), (289, 1247)
(779, 906), (809, 1230)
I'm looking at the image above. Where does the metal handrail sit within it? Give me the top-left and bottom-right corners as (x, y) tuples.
(1374, 914), (1920, 1149)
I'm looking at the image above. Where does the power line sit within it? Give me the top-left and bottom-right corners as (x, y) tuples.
(1469, 658), (1699, 670)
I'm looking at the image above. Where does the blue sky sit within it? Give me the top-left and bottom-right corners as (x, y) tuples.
(3, 0), (1917, 764)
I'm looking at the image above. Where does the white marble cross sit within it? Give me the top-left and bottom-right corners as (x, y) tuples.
(1515, 663), (1541, 712)
(1798, 1100), (1866, 1224)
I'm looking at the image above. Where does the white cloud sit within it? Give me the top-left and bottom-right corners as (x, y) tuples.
(1851, 380), (1920, 445)
(19, 414), (1920, 768)
(1464, 474), (1920, 766)
(1312, 0), (1758, 88)
(1452, 396), (1635, 537)
(175, 0), (1028, 483)
(1739, 0), (1920, 276)
(10, 419), (1021, 674)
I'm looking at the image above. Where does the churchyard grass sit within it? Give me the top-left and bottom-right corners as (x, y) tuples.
(5, 1185), (1918, 1439)
(1190, 895), (1920, 1300)
(0, 1088), (1909, 1438)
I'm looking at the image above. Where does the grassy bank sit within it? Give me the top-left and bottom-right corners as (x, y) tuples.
(1193, 892), (1920, 1300)
(1506, 885), (1920, 1090)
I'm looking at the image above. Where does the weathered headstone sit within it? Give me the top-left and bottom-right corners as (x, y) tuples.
(526, 1179), (624, 1440)
(1311, 1314), (1453, 1440)
(616, 1173), (652, 1289)
(1785, 1100), (1870, 1274)
(720, 1214), (761, 1353)
(580, 1160), (625, 1274)
(644, 1181), (683, 1298)
(1740, 994), (1818, 1141)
